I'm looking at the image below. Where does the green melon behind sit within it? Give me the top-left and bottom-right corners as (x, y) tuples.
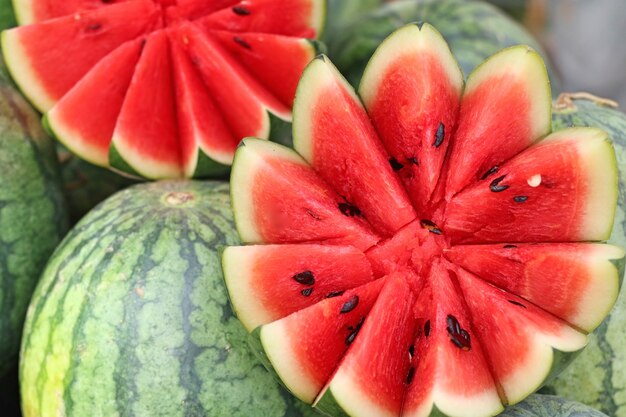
(0, 76), (68, 377)
(19, 180), (316, 417)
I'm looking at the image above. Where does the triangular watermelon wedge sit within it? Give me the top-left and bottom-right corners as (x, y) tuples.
(223, 23), (624, 417)
(2, 0), (324, 178)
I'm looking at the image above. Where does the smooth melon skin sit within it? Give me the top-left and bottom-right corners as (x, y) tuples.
(19, 181), (318, 417)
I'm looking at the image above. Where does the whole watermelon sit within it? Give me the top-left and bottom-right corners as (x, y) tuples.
(0, 77), (68, 377)
(328, 0), (559, 88)
(501, 395), (608, 416)
(19, 181), (317, 417)
(540, 93), (626, 417)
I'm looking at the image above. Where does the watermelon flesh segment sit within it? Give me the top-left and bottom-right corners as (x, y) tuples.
(403, 261), (503, 417)
(222, 244), (375, 331)
(444, 128), (619, 243)
(2, 0), (162, 112)
(444, 46), (552, 199)
(456, 267), (588, 404)
(293, 56), (416, 237)
(316, 273), (417, 417)
(230, 138), (380, 250)
(110, 30), (181, 179)
(223, 24), (622, 417)
(359, 23), (463, 216)
(169, 35), (236, 176)
(258, 278), (385, 403)
(45, 38), (143, 167)
(2, 0), (323, 178)
(446, 243), (625, 332)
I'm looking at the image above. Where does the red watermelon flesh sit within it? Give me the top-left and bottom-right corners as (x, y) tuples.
(225, 23), (624, 417)
(2, 0), (323, 178)
(257, 278), (385, 403)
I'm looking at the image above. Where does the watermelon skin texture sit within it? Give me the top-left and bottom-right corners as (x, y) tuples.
(327, 0), (559, 89)
(542, 94), (626, 417)
(19, 181), (317, 417)
(0, 77), (68, 377)
(501, 395), (609, 417)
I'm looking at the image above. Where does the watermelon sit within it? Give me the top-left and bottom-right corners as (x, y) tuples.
(501, 395), (610, 417)
(223, 25), (624, 417)
(19, 180), (318, 417)
(539, 93), (626, 417)
(326, 0), (559, 90)
(1, 0), (324, 179)
(0, 76), (68, 377)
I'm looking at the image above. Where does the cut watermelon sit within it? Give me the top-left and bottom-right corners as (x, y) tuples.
(2, 0), (324, 178)
(224, 23), (624, 417)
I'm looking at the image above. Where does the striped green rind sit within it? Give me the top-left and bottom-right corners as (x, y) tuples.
(541, 94), (626, 417)
(0, 77), (68, 376)
(19, 181), (317, 417)
(0, 0), (16, 32)
(327, 0), (559, 90)
(501, 394), (609, 416)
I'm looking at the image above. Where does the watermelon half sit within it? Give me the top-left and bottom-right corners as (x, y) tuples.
(1, 0), (324, 179)
(223, 24), (625, 417)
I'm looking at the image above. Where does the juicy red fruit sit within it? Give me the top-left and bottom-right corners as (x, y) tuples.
(3, 0), (323, 178)
(225, 23), (622, 417)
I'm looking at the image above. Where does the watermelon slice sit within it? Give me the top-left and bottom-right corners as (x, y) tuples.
(2, 0), (324, 178)
(223, 23), (625, 417)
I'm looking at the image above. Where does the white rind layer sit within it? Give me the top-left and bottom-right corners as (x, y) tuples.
(261, 321), (320, 404)
(465, 45), (552, 145)
(230, 138), (307, 244)
(359, 22), (464, 110)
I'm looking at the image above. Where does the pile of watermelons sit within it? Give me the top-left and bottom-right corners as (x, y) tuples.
(0, 0), (625, 416)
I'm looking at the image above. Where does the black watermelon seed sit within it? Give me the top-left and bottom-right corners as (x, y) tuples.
(389, 157), (404, 171)
(86, 23), (102, 31)
(514, 196), (529, 203)
(409, 345), (415, 357)
(503, 244), (518, 249)
(406, 367), (416, 385)
(420, 219), (442, 234)
(301, 288), (313, 297)
(325, 291), (345, 299)
(450, 331), (472, 351)
(293, 270), (315, 286)
(407, 157), (419, 165)
(340, 295), (359, 313)
(489, 175), (509, 192)
(345, 331), (358, 345)
(433, 122), (445, 148)
(232, 6), (251, 15)
(233, 36), (251, 49)
(338, 202), (362, 217)
(424, 320), (431, 337)
(508, 300), (527, 308)
(481, 165), (499, 180)
(446, 315), (461, 335)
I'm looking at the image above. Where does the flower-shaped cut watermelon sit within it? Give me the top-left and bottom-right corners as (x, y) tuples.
(1, 0), (324, 178)
(223, 24), (625, 417)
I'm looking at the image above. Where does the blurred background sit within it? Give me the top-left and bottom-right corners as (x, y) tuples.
(489, 0), (626, 108)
